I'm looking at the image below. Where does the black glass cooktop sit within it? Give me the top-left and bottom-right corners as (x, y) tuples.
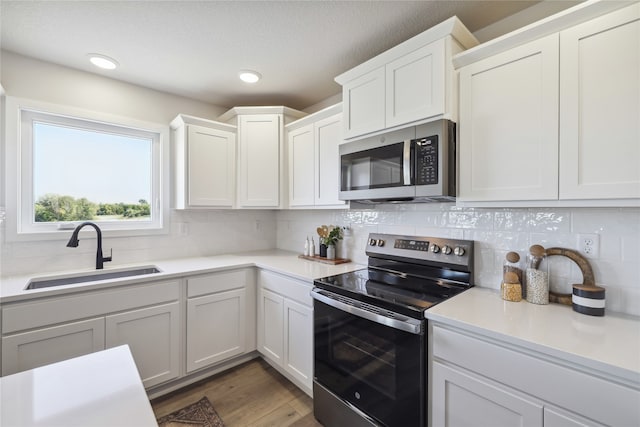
(313, 268), (469, 319)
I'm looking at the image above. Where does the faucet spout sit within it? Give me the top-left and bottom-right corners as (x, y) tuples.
(66, 222), (113, 270)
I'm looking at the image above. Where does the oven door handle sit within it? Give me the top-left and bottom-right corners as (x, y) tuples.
(311, 288), (423, 335)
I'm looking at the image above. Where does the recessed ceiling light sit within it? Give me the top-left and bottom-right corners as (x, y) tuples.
(88, 54), (119, 70)
(238, 70), (261, 83)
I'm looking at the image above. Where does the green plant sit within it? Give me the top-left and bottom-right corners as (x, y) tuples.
(324, 226), (344, 247)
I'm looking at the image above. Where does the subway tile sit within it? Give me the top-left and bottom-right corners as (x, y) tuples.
(447, 210), (494, 229)
(528, 209), (571, 233)
(494, 210), (530, 232)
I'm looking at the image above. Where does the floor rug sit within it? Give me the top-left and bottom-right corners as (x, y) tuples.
(157, 396), (225, 427)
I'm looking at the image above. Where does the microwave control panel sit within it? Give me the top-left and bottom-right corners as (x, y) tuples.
(414, 136), (438, 185)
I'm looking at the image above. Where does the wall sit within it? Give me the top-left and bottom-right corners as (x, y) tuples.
(277, 205), (640, 316)
(0, 51), (277, 277)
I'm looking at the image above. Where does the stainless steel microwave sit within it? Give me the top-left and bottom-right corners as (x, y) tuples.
(339, 119), (456, 203)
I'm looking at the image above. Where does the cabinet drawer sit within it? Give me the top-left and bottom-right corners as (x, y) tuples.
(187, 269), (249, 298)
(432, 325), (640, 426)
(2, 280), (180, 334)
(259, 270), (312, 307)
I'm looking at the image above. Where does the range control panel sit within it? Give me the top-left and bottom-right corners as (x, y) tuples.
(366, 233), (473, 270)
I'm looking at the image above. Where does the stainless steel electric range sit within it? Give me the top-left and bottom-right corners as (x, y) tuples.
(311, 233), (474, 427)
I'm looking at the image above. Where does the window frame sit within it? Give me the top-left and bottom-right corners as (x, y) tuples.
(4, 97), (170, 241)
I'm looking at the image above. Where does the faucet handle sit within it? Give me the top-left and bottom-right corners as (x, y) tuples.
(104, 248), (113, 263)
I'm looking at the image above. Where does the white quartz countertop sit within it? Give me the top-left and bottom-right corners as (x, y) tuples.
(426, 287), (640, 383)
(0, 345), (157, 427)
(0, 249), (364, 302)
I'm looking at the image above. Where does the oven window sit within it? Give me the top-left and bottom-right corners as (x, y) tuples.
(331, 327), (397, 399)
(341, 143), (404, 191)
(314, 299), (424, 427)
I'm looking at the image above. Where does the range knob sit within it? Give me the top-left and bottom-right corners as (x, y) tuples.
(369, 238), (377, 246)
(430, 244), (441, 253)
(454, 246), (466, 256)
(442, 245), (452, 255)
(377, 239), (385, 247)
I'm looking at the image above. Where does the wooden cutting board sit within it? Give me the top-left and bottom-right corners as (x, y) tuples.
(298, 255), (351, 265)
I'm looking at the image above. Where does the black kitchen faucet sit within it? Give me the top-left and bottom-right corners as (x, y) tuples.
(66, 221), (113, 269)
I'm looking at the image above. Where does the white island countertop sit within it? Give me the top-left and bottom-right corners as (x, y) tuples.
(0, 345), (157, 427)
(0, 249), (364, 303)
(426, 287), (640, 384)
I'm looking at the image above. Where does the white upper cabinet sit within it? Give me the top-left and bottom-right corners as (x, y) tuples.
(559, 4), (640, 199)
(458, 34), (560, 201)
(341, 67), (386, 137)
(315, 113), (344, 206)
(456, 1), (639, 204)
(171, 115), (236, 209)
(219, 107), (306, 209)
(386, 39), (445, 128)
(239, 114), (281, 207)
(288, 124), (315, 207)
(287, 104), (346, 208)
(336, 17), (478, 140)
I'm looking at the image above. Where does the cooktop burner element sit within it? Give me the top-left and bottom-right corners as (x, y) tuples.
(314, 233), (474, 319)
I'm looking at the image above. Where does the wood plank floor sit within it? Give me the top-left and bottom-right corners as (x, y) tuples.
(151, 358), (323, 427)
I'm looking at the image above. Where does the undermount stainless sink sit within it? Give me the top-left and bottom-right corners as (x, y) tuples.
(26, 266), (161, 290)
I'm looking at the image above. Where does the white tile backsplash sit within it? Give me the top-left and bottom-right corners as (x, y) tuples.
(2, 203), (638, 317)
(0, 209), (278, 277)
(276, 205), (640, 317)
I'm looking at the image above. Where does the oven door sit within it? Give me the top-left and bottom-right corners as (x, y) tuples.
(339, 127), (416, 201)
(312, 288), (425, 427)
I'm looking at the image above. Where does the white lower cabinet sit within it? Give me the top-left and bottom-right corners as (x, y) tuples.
(258, 287), (284, 366)
(430, 324), (638, 427)
(257, 270), (313, 396)
(432, 361), (543, 427)
(283, 298), (313, 388)
(1, 280), (181, 388)
(1, 317), (105, 375)
(106, 302), (180, 388)
(185, 269), (255, 374)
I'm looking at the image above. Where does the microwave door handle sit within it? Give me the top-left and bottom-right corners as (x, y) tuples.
(403, 139), (412, 185)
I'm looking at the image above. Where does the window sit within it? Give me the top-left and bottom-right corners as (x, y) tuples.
(7, 98), (169, 240)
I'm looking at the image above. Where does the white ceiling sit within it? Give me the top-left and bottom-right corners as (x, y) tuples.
(2, 0), (565, 110)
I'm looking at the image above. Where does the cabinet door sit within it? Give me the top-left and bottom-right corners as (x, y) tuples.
(458, 34), (559, 201)
(257, 287), (284, 366)
(315, 114), (346, 207)
(559, 3), (640, 199)
(238, 114), (281, 207)
(187, 124), (236, 207)
(342, 67), (385, 139)
(288, 124), (315, 207)
(386, 39), (445, 128)
(186, 288), (246, 373)
(545, 407), (605, 427)
(283, 298), (313, 390)
(106, 302), (180, 389)
(1, 318), (104, 376)
(432, 361), (543, 427)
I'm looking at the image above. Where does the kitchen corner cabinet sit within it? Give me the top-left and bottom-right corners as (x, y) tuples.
(185, 269), (255, 373)
(219, 107), (306, 208)
(335, 17), (477, 140)
(257, 270), (313, 396)
(457, 3), (640, 203)
(287, 104), (346, 208)
(430, 324), (639, 427)
(171, 114), (237, 209)
(1, 281), (181, 386)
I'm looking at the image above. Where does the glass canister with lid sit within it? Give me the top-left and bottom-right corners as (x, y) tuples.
(525, 244), (549, 305)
